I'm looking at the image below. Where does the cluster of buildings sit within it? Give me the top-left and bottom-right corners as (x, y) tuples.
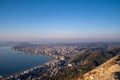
(5, 42), (120, 80)
(5, 45), (78, 80)
(12, 45), (79, 60)
(5, 60), (66, 80)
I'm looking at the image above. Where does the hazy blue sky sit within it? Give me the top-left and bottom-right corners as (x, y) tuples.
(0, 0), (120, 41)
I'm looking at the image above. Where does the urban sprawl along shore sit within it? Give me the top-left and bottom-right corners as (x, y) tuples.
(1, 42), (120, 80)
(4, 44), (78, 80)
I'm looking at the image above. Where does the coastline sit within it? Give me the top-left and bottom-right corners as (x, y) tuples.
(3, 55), (53, 77)
(0, 46), (51, 75)
(1, 42), (120, 80)
(3, 48), (63, 80)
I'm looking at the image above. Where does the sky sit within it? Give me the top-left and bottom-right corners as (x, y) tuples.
(0, 0), (120, 42)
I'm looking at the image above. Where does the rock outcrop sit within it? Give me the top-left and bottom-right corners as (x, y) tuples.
(77, 55), (120, 80)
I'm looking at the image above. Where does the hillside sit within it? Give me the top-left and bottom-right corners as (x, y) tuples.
(75, 55), (120, 80)
(44, 47), (120, 80)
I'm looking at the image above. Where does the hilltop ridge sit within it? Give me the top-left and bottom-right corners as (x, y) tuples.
(75, 55), (120, 80)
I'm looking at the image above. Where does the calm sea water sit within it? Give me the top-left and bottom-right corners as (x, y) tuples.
(0, 46), (51, 75)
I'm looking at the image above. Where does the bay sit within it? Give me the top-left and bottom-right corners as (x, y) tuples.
(0, 46), (51, 75)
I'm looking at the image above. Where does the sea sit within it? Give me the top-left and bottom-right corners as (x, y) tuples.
(0, 46), (51, 75)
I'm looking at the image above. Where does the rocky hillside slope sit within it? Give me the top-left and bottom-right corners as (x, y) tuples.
(76, 55), (120, 80)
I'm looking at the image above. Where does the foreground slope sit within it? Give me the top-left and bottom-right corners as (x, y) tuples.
(76, 55), (120, 80)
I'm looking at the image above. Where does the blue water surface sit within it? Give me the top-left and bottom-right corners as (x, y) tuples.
(0, 46), (51, 75)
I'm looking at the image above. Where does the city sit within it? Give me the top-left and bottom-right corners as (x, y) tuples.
(2, 42), (120, 80)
